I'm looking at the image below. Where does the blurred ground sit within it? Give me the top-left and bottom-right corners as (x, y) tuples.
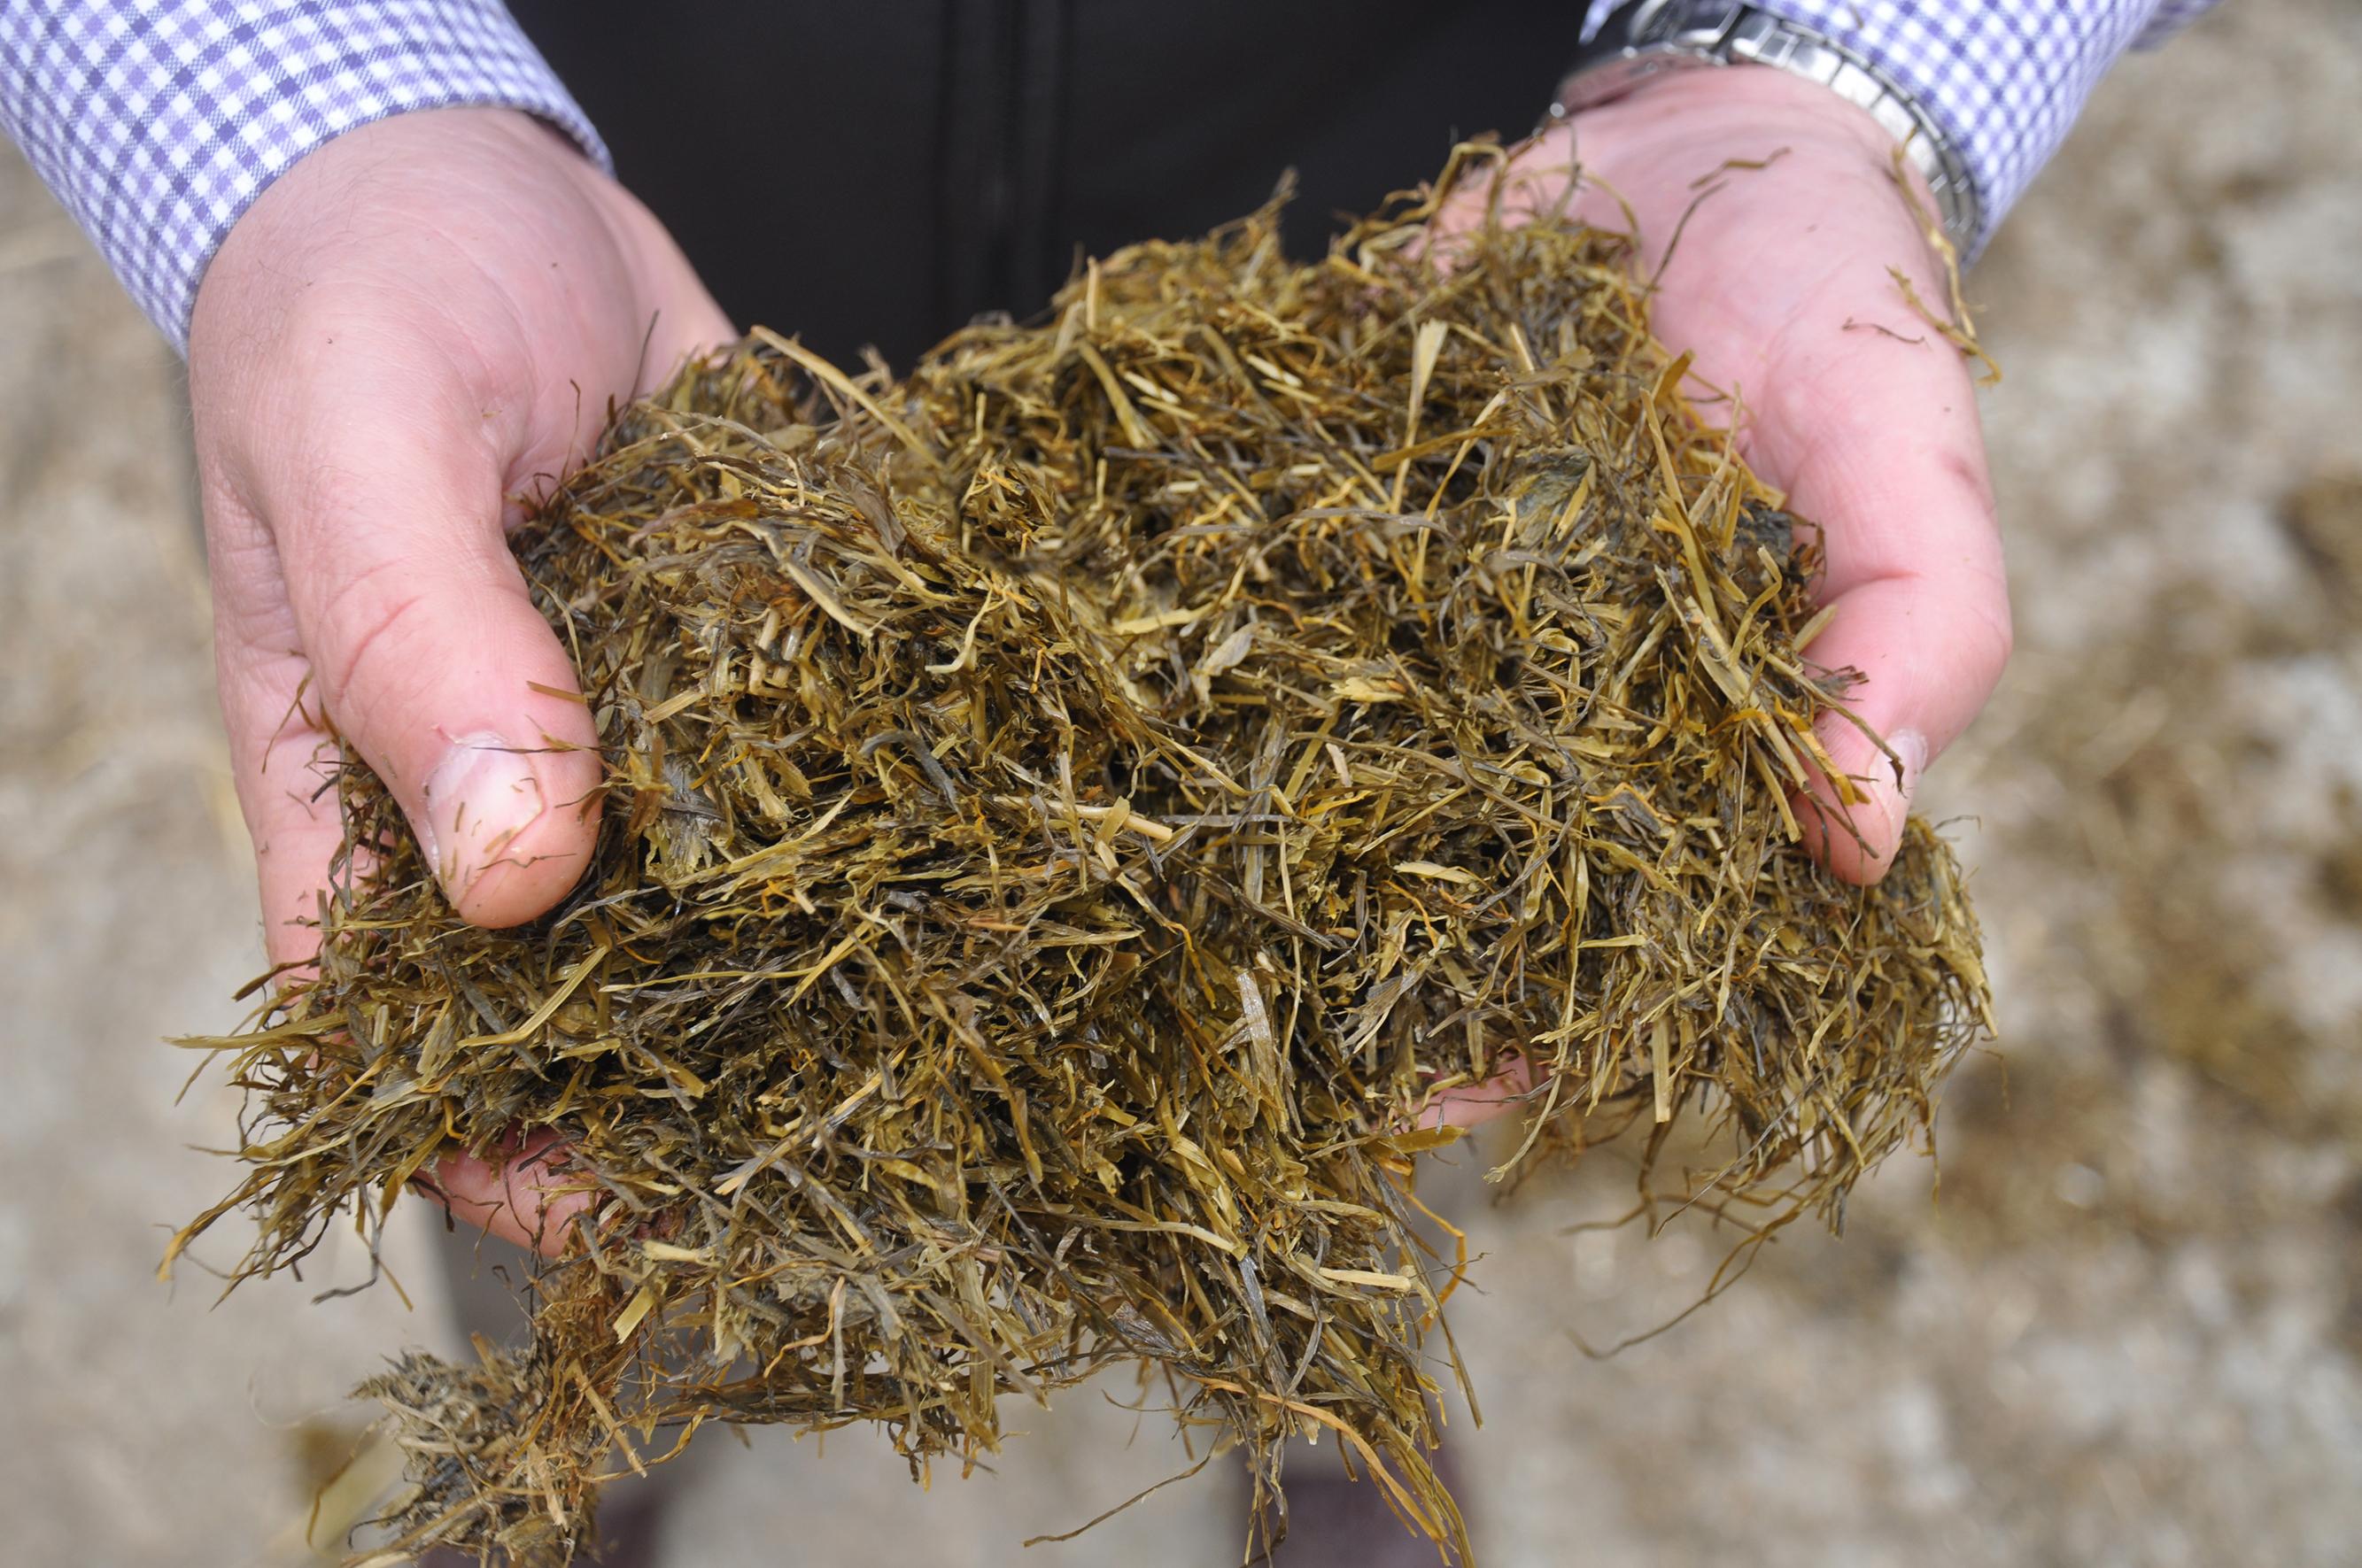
(0, 117), (457, 1567)
(3, 1), (2358, 1564)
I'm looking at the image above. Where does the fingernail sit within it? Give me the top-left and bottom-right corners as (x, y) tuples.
(1884, 728), (1930, 838)
(421, 733), (547, 905)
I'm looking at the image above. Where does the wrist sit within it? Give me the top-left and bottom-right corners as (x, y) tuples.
(4, 2), (608, 354)
(197, 108), (604, 283)
(1552, 2), (1979, 255)
(1533, 67), (1948, 281)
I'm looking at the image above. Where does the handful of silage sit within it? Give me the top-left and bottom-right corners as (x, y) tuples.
(178, 153), (1989, 1564)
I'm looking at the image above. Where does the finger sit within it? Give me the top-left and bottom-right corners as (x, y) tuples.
(1755, 310), (2009, 883)
(226, 337), (607, 931)
(421, 1132), (599, 1257)
(1424, 1054), (1539, 1131)
(1782, 462), (2009, 882)
(210, 464), (602, 960)
(208, 506), (354, 969)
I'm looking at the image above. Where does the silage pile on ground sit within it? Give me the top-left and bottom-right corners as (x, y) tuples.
(175, 149), (1989, 1564)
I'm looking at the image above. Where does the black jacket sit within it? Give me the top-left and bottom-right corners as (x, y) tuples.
(514, 1), (1586, 367)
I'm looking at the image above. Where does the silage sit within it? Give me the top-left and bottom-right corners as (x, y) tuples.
(174, 148), (1989, 1564)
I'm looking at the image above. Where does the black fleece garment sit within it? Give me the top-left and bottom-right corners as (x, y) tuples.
(510, 1), (1588, 369)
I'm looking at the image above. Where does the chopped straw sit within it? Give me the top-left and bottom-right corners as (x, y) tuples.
(174, 143), (1989, 1564)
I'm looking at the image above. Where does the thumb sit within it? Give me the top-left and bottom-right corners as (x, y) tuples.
(304, 434), (599, 926)
(1790, 565), (2002, 883)
(227, 361), (603, 931)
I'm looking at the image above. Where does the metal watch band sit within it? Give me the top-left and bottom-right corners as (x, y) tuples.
(1545, 0), (1983, 253)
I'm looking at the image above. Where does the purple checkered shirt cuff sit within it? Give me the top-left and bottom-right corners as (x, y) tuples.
(0, 1), (608, 354)
(1584, 1), (2223, 254)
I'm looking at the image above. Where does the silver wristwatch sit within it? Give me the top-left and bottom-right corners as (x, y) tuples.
(1546, 0), (1982, 252)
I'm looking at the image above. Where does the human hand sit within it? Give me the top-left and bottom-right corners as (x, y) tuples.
(1453, 66), (2011, 886)
(191, 107), (733, 1247)
(1420, 66), (2010, 1135)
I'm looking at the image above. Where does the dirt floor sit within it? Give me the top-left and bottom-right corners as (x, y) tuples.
(3, 2), (2358, 1563)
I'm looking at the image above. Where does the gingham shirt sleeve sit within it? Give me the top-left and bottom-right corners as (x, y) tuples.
(1584, 1), (2226, 253)
(0, 2), (609, 354)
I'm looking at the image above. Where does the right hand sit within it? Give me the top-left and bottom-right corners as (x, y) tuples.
(190, 106), (734, 1249)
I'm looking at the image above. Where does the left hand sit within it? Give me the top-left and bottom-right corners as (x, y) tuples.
(1427, 65), (2012, 1131)
(1451, 66), (2012, 887)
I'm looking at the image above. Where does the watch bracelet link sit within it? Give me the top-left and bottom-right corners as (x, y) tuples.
(1545, 0), (1983, 253)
